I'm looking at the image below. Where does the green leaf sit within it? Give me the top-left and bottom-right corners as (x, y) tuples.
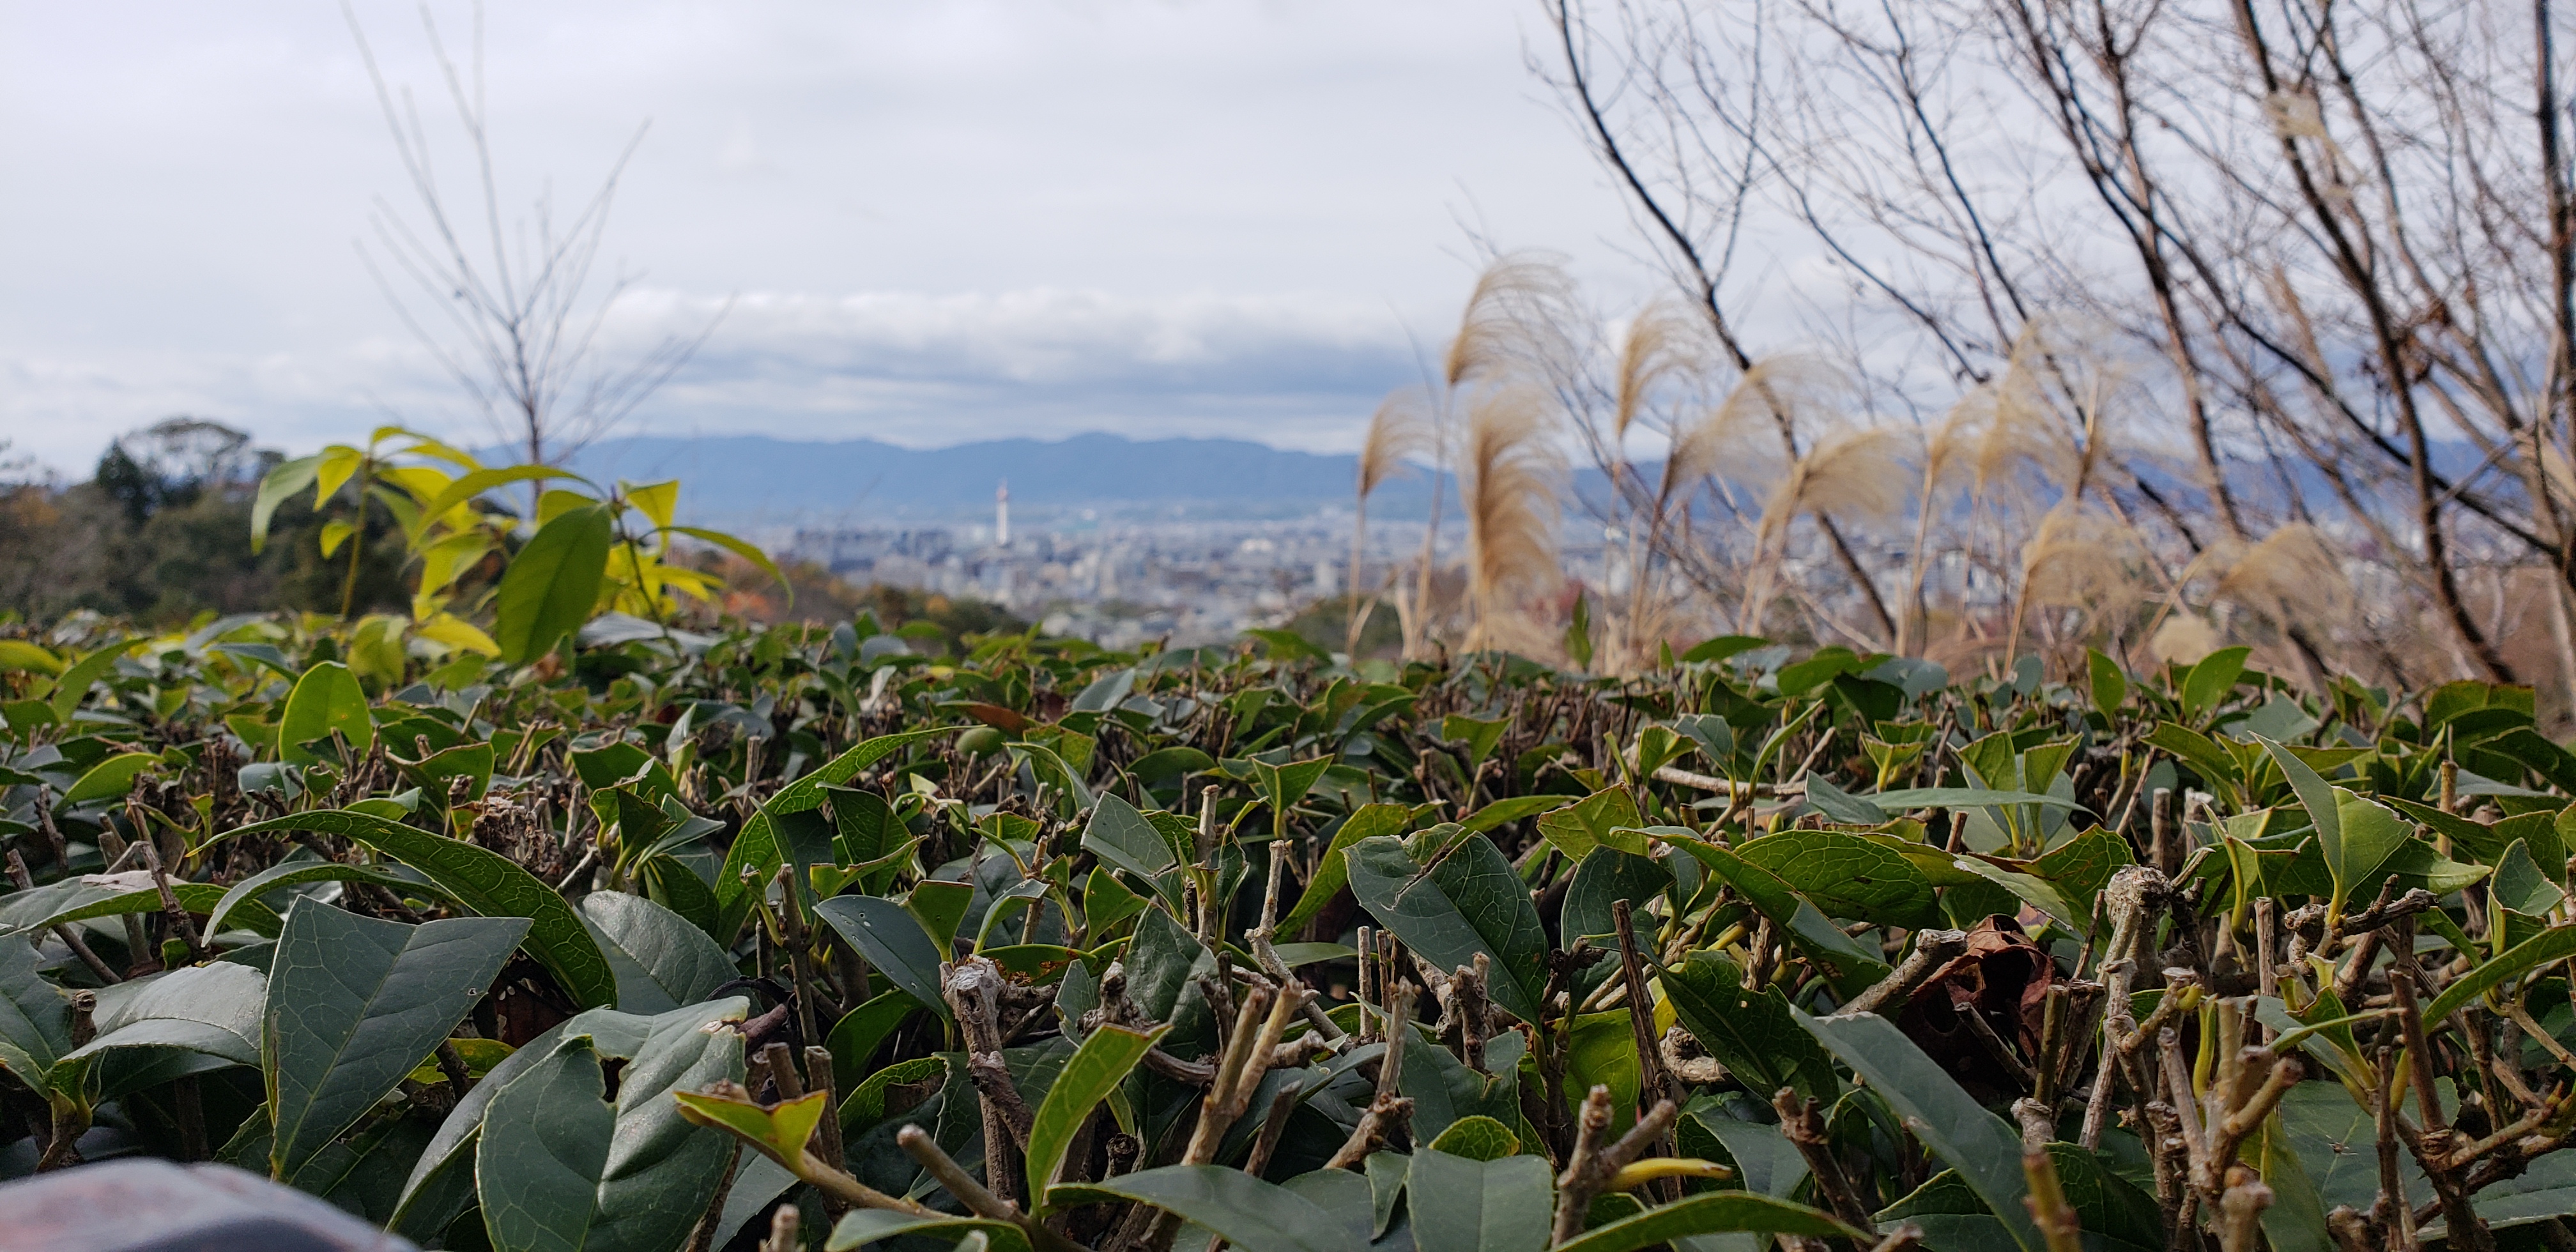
(815, 894), (954, 1024)
(1657, 951), (1837, 1102)
(2181, 646), (2252, 722)
(1029, 1023), (1169, 1203)
(494, 503), (615, 665)
(1460, 794), (1574, 835)
(224, 809), (618, 1010)
(1441, 715), (1510, 769)
(47, 637), (132, 723)
(578, 891), (737, 1013)
(1652, 836), (1890, 999)
(1536, 787), (1645, 859)
(668, 525), (791, 600)
(2087, 649), (2128, 716)
(2147, 723), (2242, 788)
(59, 751), (161, 807)
(66, 961), (266, 1069)
(825, 990), (920, 1092)
(718, 726), (956, 911)
(250, 453), (323, 553)
(2325, 790), (2417, 908)
(1345, 834), (1549, 1022)
(1425, 1116), (1522, 1162)
(0, 937), (71, 1090)
(1281, 803), (1416, 935)
(1797, 1009), (2041, 1252)
(264, 899), (528, 1180)
(2493, 840), (2564, 917)
(406, 464), (567, 536)
(1085, 792), (1180, 882)
(1735, 828), (1938, 929)
(205, 859), (454, 937)
(476, 1000), (747, 1252)
(827, 1211), (1031, 1252)
(279, 661), (374, 767)
(1553, 1193), (1863, 1252)
(1407, 1147), (1552, 1252)
(2425, 923), (2576, 1023)
(1864, 788), (2083, 812)
(1052, 1165), (1353, 1252)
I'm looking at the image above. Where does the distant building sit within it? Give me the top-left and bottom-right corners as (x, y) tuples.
(995, 480), (1011, 549)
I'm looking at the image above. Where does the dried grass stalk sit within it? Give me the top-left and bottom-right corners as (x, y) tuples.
(1460, 386), (1565, 650)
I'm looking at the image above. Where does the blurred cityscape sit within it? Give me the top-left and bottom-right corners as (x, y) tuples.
(760, 487), (1627, 649)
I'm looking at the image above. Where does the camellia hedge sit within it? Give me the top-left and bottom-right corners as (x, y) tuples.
(4, 616), (2576, 1252)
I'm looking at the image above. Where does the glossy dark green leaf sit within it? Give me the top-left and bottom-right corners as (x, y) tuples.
(1030, 1023), (1167, 1203)
(1657, 952), (1836, 1101)
(0, 936), (72, 1089)
(1554, 1193), (1862, 1252)
(227, 809), (617, 1009)
(815, 894), (953, 1024)
(719, 726), (954, 910)
(1052, 1164), (1354, 1252)
(494, 503), (613, 665)
(827, 1211), (1031, 1252)
(1282, 803), (1417, 935)
(1084, 791), (1179, 883)
(1345, 834), (1548, 1022)
(205, 859), (452, 936)
(1407, 1147), (1552, 1252)
(1735, 828), (1937, 929)
(578, 890), (737, 1013)
(66, 961), (264, 1068)
(826, 990), (920, 1092)
(265, 900), (528, 1180)
(1797, 1009), (2037, 1252)
(475, 1000), (747, 1252)
(2426, 922), (2576, 1023)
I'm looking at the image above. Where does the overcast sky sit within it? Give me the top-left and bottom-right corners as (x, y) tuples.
(0, 2), (1659, 475)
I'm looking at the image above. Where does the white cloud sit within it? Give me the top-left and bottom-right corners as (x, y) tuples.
(0, 1), (1657, 474)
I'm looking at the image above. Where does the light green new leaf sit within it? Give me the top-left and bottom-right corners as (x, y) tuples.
(1345, 834), (1549, 1022)
(578, 891), (738, 1013)
(47, 637), (134, 723)
(225, 809), (617, 1009)
(59, 751), (161, 807)
(1030, 1023), (1169, 1203)
(1426, 1115), (1522, 1162)
(280, 662), (373, 766)
(1797, 1009), (2040, 1252)
(250, 453), (323, 553)
(1407, 1148), (1553, 1252)
(494, 503), (615, 666)
(264, 900), (528, 1180)
(1052, 1165), (1354, 1252)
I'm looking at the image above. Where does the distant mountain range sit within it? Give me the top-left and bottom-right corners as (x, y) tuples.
(558, 433), (1452, 524)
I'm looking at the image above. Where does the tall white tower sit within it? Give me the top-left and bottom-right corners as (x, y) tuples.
(995, 479), (1011, 548)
